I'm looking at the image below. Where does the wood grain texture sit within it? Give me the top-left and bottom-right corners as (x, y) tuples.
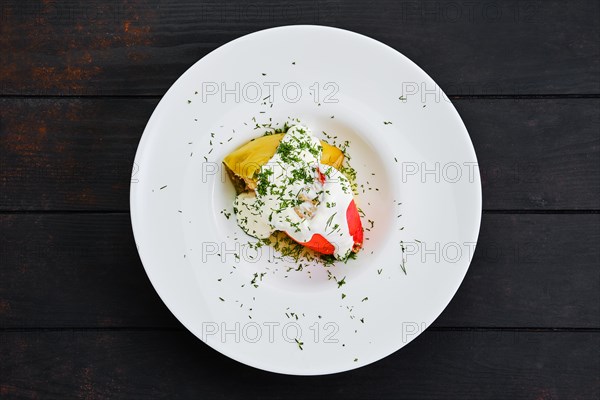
(435, 213), (600, 328)
(1, 98), (598, 211)
(1, 330), (598, 399)
(1, 1), (598, 395)
(1, 213), (598, 329)
(456, 98), (600, 210)
(0, 98), (152, 211)
(0, 213), (176, 329)
(0, 0), (598, 96)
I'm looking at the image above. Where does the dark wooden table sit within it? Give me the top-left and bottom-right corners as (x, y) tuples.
(1, 1), (599, 398)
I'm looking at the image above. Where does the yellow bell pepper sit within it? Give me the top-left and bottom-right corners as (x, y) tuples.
(223, 133), (344, 189)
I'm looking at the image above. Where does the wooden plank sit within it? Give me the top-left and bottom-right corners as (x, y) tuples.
(0, 98), (155, 211)
(1, 213), (598, 329)
(0, 0), (598, 96)
(455, 99), (600, 210)
(1, 98), (598, 211)
(435, 213), (600, 328)
(0, 213), (177, 329)
(0, 330), (598, 399)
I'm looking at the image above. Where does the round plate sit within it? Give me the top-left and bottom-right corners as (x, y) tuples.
(130, 25), (481, 375)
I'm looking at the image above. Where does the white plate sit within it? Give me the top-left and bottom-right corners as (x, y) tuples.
(130, 25), (481, 375)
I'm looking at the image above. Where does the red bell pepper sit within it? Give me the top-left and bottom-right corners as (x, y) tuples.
(295, 199), (363, 256)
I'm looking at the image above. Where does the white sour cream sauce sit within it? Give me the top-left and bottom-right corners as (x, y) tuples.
(233, 125), (356, 259)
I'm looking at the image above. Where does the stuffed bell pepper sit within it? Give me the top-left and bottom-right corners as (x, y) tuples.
(223, 124), (363, 260)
